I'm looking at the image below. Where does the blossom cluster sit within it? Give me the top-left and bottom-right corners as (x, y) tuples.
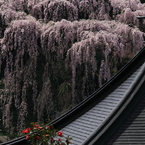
(21, 123), (72, 145)
(1, 0), (145, 135)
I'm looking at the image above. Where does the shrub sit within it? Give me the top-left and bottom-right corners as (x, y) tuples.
(21, 123), (72, 145)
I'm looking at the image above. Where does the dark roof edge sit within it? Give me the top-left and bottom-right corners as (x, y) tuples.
(0, 136), (27, 145)
(84, 60), (145, 145)
(51, 47), (145, 129)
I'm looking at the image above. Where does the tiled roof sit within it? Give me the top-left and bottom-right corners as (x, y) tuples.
(53, 47), (145, 145)
(106, 86), (145, 144)
(60, 62), (145, 145)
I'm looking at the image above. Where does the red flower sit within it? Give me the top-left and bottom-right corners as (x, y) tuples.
(38, 126), (43, 129)
(45, 134), (49, 137)
(33, 124), (38, 127)
(50, 138), (55, 143)
(57, 131), (63, 136)
(66, 139), (71, 144)
(46, 125), (51, 129)
(33, 124), (40, 129)
(58, 138), (61, 141)
(25, 135), (30, 140)
(27, 128), (31, 132)
(35, 136), (40, 140)
(22, 128), (31, 134)
(22, 130), (27, 134)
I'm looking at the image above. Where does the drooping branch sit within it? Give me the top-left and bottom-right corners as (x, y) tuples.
(1, 19), (41, 131)
(41, 19), (78, 59)
(32, 0), (78, 22)
(0, 0), (145, 135)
